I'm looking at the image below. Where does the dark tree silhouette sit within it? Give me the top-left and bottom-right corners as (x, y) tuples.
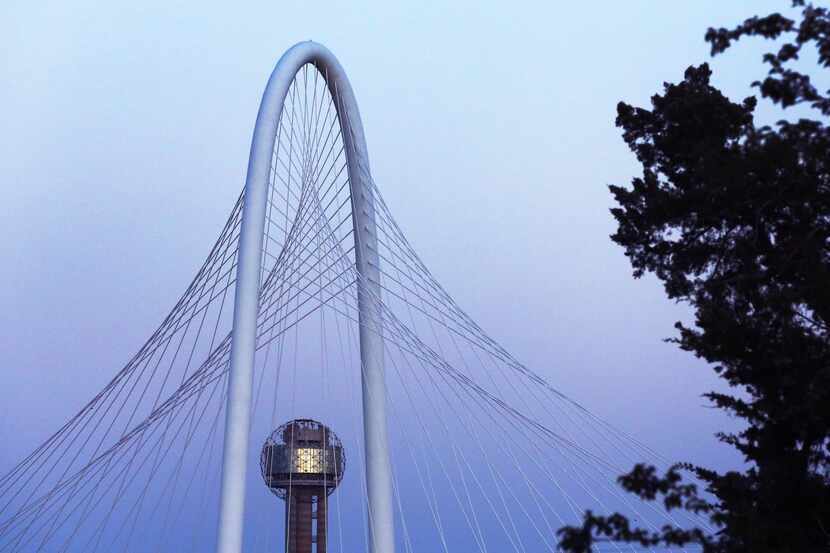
(558, 2), (830, 552)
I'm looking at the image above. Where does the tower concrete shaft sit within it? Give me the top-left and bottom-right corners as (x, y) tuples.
(284, 487), (327, 553)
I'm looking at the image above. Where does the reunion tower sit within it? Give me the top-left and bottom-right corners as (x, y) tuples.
(260, 419), (346, 553)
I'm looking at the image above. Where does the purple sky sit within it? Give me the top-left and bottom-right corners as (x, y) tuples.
(0, 1), (799, 549)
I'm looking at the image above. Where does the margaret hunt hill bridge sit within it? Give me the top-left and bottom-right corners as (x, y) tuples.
(0, 42), (709, 553)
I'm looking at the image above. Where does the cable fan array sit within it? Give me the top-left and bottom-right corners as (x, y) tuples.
(0, 64), (709, 553)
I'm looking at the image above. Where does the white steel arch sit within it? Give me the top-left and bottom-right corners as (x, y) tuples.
(216, 41), (394, 553)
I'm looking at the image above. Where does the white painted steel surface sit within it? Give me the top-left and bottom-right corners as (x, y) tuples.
(216, 41), (395, 553)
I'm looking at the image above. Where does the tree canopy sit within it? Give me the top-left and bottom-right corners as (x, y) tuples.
(558, 2), (830, 551)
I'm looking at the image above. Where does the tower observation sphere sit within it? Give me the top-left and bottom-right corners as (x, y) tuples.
(260, 419), (345, 553)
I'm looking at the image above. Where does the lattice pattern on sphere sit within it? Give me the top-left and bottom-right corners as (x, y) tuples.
(260, 419), (345, 499)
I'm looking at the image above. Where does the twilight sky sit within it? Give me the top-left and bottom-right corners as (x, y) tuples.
(0, 0), (798, 548)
